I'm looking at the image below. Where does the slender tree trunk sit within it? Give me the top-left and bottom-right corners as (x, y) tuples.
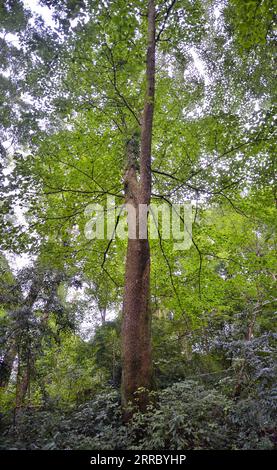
(0, 342), (17, 388)
(121, 0), (155, 418)
(15, 353), (31, 408)
(100, 306), (106, 324)
(13, 285), (56, 406)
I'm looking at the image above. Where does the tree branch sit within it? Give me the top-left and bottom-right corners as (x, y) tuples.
(156, 0), (177, 43)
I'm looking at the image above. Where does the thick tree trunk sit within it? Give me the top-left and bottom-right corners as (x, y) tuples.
(121, 0), (155, 417)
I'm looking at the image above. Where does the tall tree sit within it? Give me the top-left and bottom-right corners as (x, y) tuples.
(121, 0), (155, 414)
(1, 0), (275, 418)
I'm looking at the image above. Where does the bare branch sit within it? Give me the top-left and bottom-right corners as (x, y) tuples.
(156, 0), (177, 43)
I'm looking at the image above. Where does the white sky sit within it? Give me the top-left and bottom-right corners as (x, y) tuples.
(23, 0), (56, 27)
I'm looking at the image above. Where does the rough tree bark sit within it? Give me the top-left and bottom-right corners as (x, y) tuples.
(121, 0), (155, 418)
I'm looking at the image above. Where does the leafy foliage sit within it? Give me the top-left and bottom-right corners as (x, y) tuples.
(0, 0), (276, 451)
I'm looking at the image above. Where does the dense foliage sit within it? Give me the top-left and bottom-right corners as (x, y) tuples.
(0, 0), (276, 451)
